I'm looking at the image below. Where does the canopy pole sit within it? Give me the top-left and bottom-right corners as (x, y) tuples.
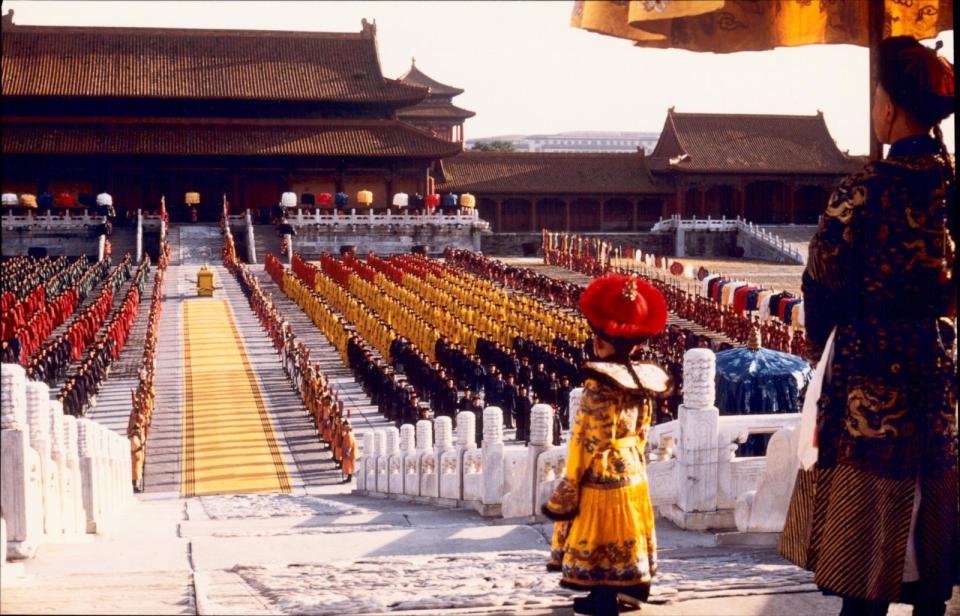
(868, 0), (884, 160)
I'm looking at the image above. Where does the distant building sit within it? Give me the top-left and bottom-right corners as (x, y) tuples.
(648, 108), (860, 224)
(467, 131), (660, 154)
(438, 110), (859, 232)
(397, 59), (475, 144)
(1, 17), (461, 223)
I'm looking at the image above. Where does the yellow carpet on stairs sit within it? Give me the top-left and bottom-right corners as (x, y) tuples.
(181, 299), (292, 497)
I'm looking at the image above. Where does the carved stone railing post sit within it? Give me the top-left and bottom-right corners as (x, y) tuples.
(363, 432), (379, 493)
(77, 418), (101, 533)
(478, 407), (504, 516)
(414, 420), (435, 498)
(436, 416), (459, 503)
(245, 209), (257, 264)
(456, 411), (476, 450)
(380, 427), (399, 494)
(395, 425), (414, 495)
(48, 400), (76, 534)
(136, 209), (143, 262)
(25, 382), (62, 536)
(357, 432), (374, 491)
(1, 364), (42, 559)
(62, 415), (85, 533)
(452, 411), (476, 501)
(660, 348), (731, 530)
(526, 404), (555, 514)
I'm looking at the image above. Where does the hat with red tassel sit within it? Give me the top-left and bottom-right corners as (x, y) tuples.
(579, 274), (668, 342)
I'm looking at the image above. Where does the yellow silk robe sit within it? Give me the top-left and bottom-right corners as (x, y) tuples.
(544, 361), (670, 593)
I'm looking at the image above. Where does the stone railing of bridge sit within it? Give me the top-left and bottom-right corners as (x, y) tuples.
(2, 363), (133, 567)
(355, 347), (802, 534)
(651, 214), (805, 264)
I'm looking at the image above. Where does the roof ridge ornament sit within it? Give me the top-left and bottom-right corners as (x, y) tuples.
(361, 18), (377, 37)
(2, 9), (14, 26)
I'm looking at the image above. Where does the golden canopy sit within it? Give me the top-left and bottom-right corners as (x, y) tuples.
(571, 0), (954, 157)
(570, 0), (953, 52)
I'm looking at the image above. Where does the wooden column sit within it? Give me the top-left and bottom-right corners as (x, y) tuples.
(868, 0), (884, 161)
(786, 183), (797, 224)
(386, 172), (395, 206)
(598, 200), (605, 232)
(676, 187), (685, 218)
(231, 172), (242, 213)
(529, 199), (537, 233)
(632, 199), (639, 231)
(495, 199), (503, 232)
(565, 199), (572, 232)
(737, 183), (746, 218)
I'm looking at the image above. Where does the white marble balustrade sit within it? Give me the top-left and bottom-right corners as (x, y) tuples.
(1, 363), (134, 564)
(353, 348), (803, 533)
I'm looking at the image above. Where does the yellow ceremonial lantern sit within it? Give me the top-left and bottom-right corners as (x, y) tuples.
(196, 265), (214, 297)
(459, 193), (476, 208)
(357, 190), (373, 207)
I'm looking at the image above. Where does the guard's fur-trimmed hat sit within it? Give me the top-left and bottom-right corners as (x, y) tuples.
(579, 274), (667, 342)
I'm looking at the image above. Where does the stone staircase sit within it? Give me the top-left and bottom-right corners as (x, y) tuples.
(174, 224), (222, 265)
(761, 225), (816, 262)
(107, 227), (138, 262)
(253, 225), (283, 264)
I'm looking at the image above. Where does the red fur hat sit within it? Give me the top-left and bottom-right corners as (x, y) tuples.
(579, 274), (668, 340)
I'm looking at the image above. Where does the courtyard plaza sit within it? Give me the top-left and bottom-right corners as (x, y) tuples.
(2, 250), (956, 616)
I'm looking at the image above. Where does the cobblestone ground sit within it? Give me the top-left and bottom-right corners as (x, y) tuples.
(6, 491), (956, 615)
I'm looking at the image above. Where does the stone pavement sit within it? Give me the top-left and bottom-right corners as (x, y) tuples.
(5, 488), (954, 615)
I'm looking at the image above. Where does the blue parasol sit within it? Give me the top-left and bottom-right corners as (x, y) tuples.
(714, 329), (813, 415)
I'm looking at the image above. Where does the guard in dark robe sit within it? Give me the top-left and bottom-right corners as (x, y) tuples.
(780, 37), (957, 616)
(501, 374), (518, 430)
(515, 386), (532, 444)
(558, 375), (572, 430)
(470, 395), (485, 446)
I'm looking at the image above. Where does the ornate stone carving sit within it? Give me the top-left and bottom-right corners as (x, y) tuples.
(1, 363), (28, 430)
(682, 348), (716, 409)
(399, 424), (415, 452)
(482, 407), (503, 445)
(415, 420), (433, 452)
(24, 381), (51, 452)
(529, 404), (554, 447)
(456, 411), (476, 448)
(434, 416), (454, 452)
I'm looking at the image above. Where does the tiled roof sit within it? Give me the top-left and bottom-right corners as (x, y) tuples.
(435, 152), (669, 195)
(397, 62), (464, 96)
(649, 110), (859, 173)
(398, 103), (476, 120)
(1, 23), (428, 105)
(1, 117), (463, 158)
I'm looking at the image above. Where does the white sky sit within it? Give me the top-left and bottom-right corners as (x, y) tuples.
(5, 0), (954, 155)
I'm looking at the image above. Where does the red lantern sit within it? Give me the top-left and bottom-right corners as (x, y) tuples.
(54, 193), (76, 208)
